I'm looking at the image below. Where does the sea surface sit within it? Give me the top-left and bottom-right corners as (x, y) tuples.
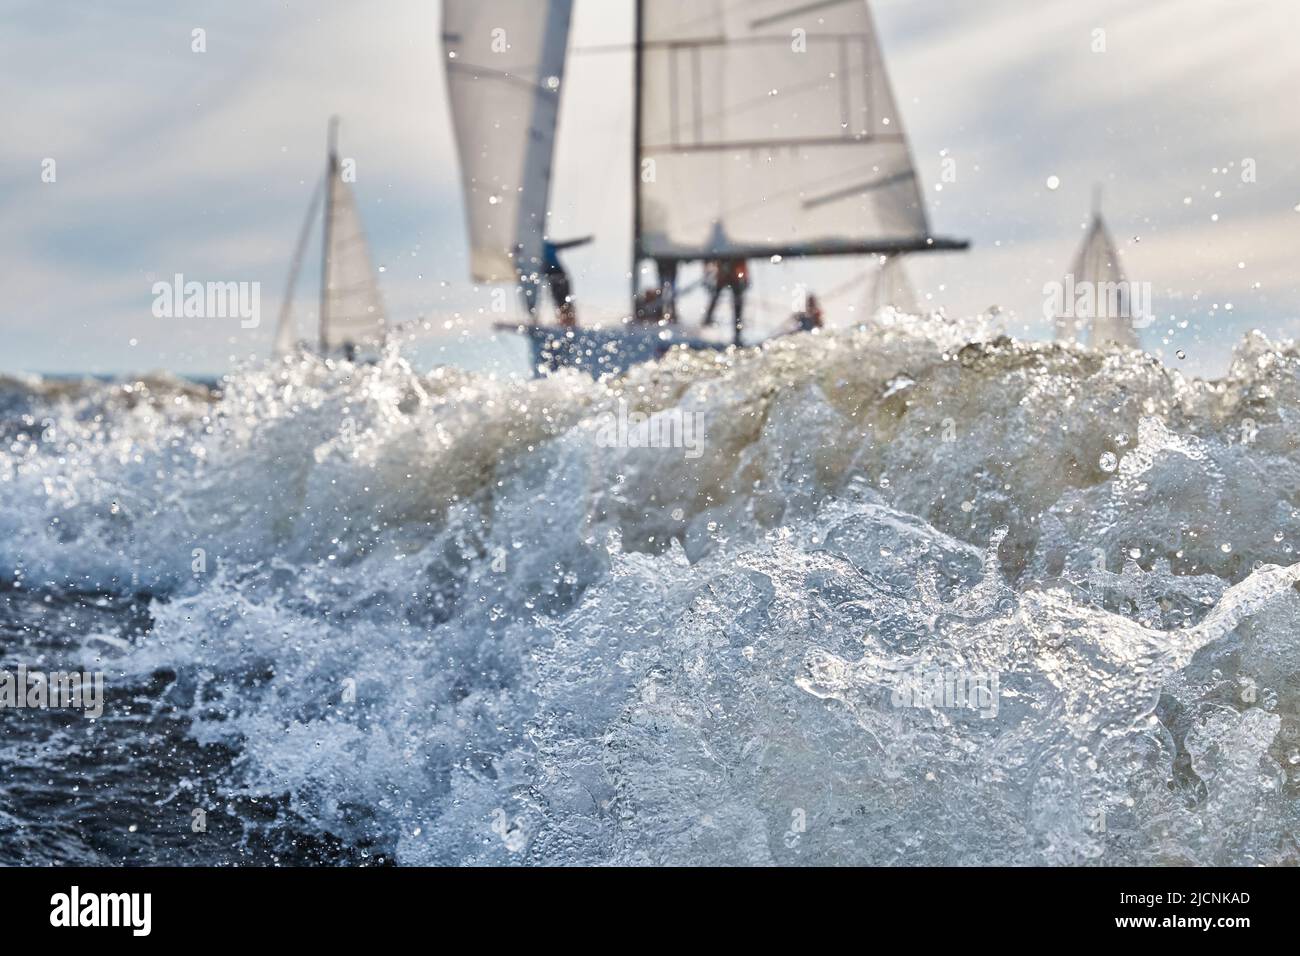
(2, 313), (1298, 865)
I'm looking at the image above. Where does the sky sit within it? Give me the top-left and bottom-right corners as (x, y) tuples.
(2, 0), (1298, 379)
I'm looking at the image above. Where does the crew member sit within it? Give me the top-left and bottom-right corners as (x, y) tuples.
(702, 258), (748, 345)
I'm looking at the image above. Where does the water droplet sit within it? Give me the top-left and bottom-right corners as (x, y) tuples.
(1099, 452), (1118, 472)
(1046, 175), (1061, 190)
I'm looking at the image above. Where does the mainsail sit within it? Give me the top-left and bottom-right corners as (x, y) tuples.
(636, 0), (959, 263)
(1055, 201), (1139, 349)
(442, 0), (574, 283)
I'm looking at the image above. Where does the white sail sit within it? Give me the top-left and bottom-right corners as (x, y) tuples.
(867, 253), (919, 315)
(442, 0), (574, 283)
(1055, 210), (1139, 350)
(637, 0), (937, 262)
(321, 171), (387, 353)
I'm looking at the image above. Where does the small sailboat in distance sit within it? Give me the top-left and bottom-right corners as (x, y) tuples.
(274, 117), (388, 361)
(442, 0), (968, 377)
(1053, 188), (1141, 350)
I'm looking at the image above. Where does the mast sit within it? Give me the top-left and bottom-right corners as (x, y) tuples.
(630, 0), (644, 314)
(319, 116), (339, 355)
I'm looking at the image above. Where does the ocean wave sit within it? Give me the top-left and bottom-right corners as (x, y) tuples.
(2, 318), (1298, 864)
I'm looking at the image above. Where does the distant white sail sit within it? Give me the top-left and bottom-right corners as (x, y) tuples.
(321, 171), (387, 353)
(867, 253), (919, 315)
(637, 0), (935, 262)
(1055, 209), (1139, 350)
(443, 0), (574, 282)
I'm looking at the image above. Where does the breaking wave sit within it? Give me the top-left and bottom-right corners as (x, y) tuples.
(2, 314), (1299, 865)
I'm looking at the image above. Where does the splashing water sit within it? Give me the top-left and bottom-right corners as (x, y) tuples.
(1, 319), (1299, 865)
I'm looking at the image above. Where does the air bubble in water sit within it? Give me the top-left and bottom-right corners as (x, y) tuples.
(1099, 452), (1118, 472)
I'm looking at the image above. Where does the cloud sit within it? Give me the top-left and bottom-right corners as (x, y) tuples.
(2, 0), (1297, 376)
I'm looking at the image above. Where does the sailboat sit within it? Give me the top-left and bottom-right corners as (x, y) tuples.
(273, 118), (388, 360)
(1053, 190), (1141, 350)
(442, 0), (967, 377)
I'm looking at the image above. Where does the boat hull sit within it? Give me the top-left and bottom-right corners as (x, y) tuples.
(498, 323), (729, 378)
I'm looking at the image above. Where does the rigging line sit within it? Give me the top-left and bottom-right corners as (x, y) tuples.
(642, 32), (868, 50)
(575, 9), (872, 58)
(661, 0), (771, 37)
(750, 0), (858, 30)
(668, 155), (916, 235)
(446, 62), (561, 97)
(645, 133), (904, 155)
(803, 168), (916, 209)
(643, 70), (861, 148)
(570, 43), (635, 55)
(820, 269), (872, 301)
(326, 277), (382, 292)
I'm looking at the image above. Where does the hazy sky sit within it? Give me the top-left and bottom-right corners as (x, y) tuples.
(3, 0), (1298, 378)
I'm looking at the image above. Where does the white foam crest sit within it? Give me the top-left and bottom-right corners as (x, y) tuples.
(2, 322), (1299, 863)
